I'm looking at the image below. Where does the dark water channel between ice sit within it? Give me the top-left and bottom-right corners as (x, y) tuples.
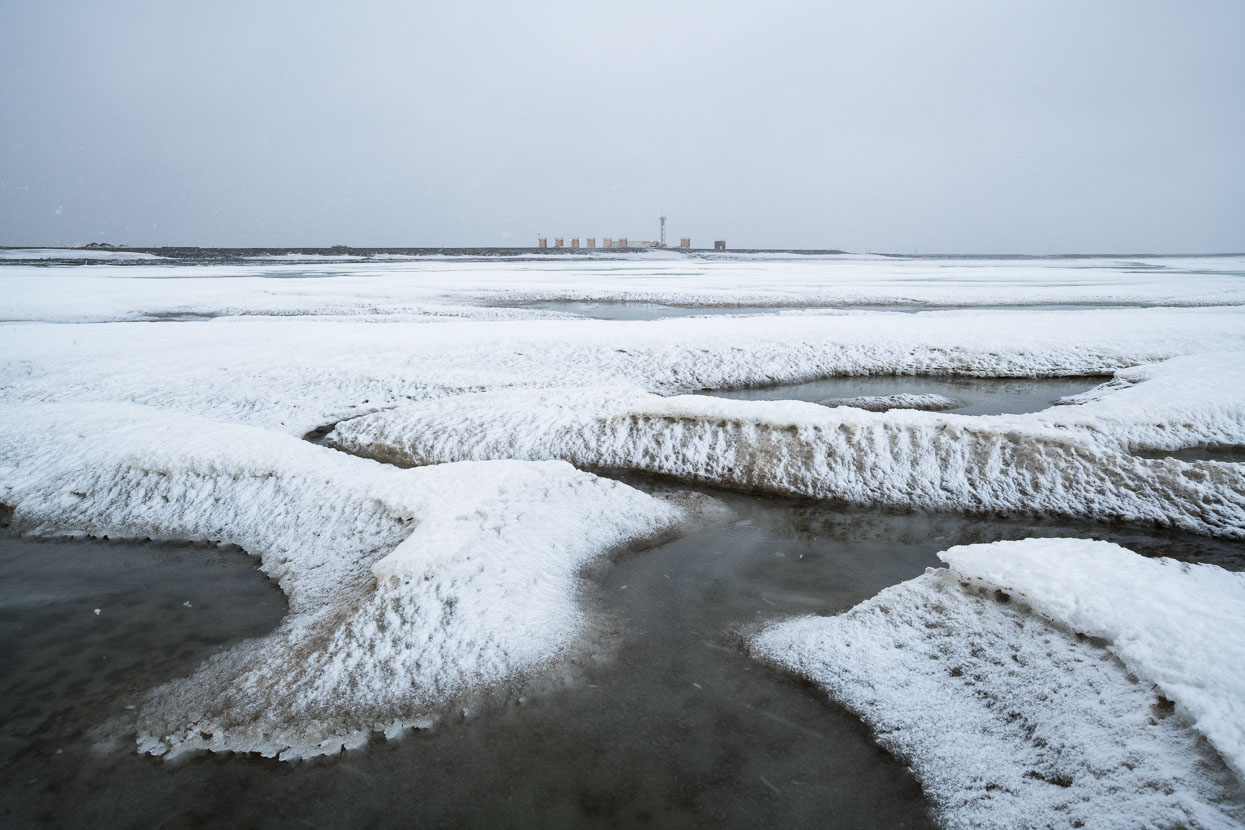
(2, 494), (1242, 829)
(701, 374), (1102, 416)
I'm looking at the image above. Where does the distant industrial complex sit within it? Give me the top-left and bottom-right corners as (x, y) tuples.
(538, 216), (725, 251)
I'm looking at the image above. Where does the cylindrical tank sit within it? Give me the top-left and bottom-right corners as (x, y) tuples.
(618, 238), (628, 248)
(555, 237), (564, 247)
(680, 238), (691, 248)
(587, 238), (596, 249)
(538, 237), (547, 249)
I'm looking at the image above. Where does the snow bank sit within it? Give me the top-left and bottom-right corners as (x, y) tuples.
(940, 539), (1245, 780)
(0, 403), (686, 759)
(751, 539), (1245, 829)
(817, 393), (962, 412)
(0, 248), (166, 261)
(328, 354), (1245, 538)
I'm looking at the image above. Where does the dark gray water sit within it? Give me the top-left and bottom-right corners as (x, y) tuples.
(701, 375), (1103, 416)
(2, 494), (1241, 829)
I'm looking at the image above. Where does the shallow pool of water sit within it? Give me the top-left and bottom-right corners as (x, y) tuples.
(2, 495), (1240, 828)
(701, 374), (1103, 416)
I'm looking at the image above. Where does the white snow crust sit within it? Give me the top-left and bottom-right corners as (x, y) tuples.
(3, 254), (1245, 323)
(0, 403), (685, 759)
(751, 538), (1245, 830)
(0, 248), (166, 261)
(328, 353), (1245, 538)
(4, 308), (1245, 438)
(940, 539), (1245, 780)
(817, 393), (962, 411)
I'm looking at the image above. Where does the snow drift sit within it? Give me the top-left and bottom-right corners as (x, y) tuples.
(751, 538), (1245, 830)
(0, 403), (687, 759)
(327, 354), (1245, 539)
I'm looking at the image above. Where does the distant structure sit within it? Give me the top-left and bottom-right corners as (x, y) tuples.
(538, 216), (695, 250)
(714, 240), (726, 250)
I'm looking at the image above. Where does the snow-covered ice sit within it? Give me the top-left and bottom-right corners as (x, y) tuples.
(0, 403), (687, 759)
(4, 307), (1245, 437)
(0, 247), (167, 261)
(328, 353), (1245, 538)
(2, 250), (1245, 810)
(3, 253), (1245, 323)
(939, 539), (1245, 779)
(817, 393), (962, 411)
(751, 538), (1245, 829)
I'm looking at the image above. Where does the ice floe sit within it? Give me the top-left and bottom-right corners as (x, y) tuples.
(328, 353), (1245, 538)
(0, 403), (687, 759)
(751, 538), (1245, 829)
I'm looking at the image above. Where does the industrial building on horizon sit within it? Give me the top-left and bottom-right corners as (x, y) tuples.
(538, 215), (724, 251)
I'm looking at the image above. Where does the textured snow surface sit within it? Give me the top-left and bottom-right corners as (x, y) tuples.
(0, 404), (685, 759)
(5, 254), (1245, 322)
(817, 393), (962, 411)
(0, 247), (166, 261)
(5, 308), (1243, 440)
(941, 539), (1245, 780)
(330, 354), (1245, 538)
(751, 539), (1245, 830)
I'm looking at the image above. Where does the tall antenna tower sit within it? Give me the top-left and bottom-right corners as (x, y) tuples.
(659, 213), (667, 246)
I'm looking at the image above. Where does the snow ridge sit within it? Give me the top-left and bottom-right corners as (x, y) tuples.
(0, 403), (685, 759)
(328, 365), (1245, 538)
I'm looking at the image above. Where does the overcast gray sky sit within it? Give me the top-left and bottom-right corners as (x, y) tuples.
(1, 0), (1242, 252)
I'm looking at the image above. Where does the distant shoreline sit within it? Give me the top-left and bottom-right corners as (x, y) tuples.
(1, 246), (1243, 265)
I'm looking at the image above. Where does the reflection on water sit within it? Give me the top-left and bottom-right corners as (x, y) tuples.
(2, 492), (1240, 828)
(701, 374), (1104, 416)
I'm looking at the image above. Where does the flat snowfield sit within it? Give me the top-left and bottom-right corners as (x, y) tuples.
(2, 252), (1244, 827)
